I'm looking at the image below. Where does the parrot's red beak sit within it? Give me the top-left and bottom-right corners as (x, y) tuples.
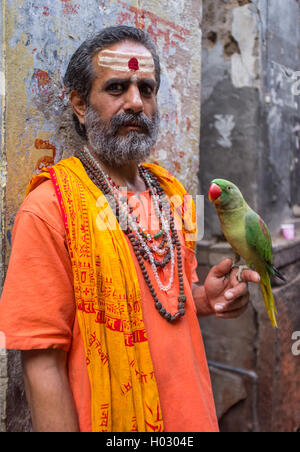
(208, 183), (222, 203)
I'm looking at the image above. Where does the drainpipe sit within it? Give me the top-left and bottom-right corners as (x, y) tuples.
(208, 360), (259, 432)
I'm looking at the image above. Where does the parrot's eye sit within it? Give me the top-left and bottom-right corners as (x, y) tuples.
(227, 186), (231, 190)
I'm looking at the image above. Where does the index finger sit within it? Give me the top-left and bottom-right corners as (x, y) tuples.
(211, 258), (233, 279)
(237, 269), (260, 284)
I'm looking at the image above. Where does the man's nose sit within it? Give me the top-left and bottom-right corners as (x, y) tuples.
(123, 84), (143, 113)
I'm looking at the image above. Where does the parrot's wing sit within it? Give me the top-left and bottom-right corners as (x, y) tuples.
(245, 210), (273, 266)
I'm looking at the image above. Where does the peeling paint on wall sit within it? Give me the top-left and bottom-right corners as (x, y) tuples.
(270, 61), (298, 110)
(267, 105), (282, 133)
(0, 71), (4, 97)
(231, 4), (260, 89)
(214, 114), (235, 149)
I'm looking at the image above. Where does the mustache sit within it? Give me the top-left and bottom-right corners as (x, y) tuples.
(109, 111), (157, 135)
(84, 105), (160, 167)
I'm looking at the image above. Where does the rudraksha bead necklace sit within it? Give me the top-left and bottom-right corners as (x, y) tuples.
(75, 146), (187, 322)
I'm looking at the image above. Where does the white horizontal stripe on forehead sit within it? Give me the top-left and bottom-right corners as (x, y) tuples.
(99, 56), (154, 67)
(97, 49), (155, 73)
(98, 64), (154, 73)
(101, 49), (153, 58)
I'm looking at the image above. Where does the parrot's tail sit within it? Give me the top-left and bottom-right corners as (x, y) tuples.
(260, 274), (278, 328)
(267, 263), (287, 283)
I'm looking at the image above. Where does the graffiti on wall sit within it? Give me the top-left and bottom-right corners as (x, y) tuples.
(116, 0), (190, 54)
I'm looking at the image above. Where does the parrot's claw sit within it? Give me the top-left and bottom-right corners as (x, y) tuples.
(232, 264), (251, 282)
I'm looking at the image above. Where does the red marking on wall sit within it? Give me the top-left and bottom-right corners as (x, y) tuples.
(33, 70), (50, 89)
(186, 117), (191, 132)
(58, 86), (67, 101)
(34, 139), (56, 171)
(117, 0), (190, 55)
(173, 161), (181, 172)
(61, 0), (80, 15)
(161, 111), (179, 127)
(43, 6), (50, 16)
(35, 139), (56, 151)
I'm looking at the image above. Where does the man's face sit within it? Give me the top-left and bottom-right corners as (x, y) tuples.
(81, 40), (160, 167)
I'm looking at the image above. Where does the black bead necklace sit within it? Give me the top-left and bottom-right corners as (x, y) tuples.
(75, 148), (187, 323)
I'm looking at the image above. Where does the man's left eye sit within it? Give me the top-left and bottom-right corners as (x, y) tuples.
(139, 84), (153, 96)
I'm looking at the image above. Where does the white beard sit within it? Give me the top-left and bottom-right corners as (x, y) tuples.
(85, 106), (160, 167)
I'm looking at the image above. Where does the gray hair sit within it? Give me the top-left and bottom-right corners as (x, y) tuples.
(64, 25), (161, 139)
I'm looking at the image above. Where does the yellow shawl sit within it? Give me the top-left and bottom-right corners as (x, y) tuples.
(25, 157), (196, 432)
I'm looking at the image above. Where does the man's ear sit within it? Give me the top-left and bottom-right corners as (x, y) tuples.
(69, 90), (87, 125)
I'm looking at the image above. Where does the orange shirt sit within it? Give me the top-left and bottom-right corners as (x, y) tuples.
(0, 179), (219, 432)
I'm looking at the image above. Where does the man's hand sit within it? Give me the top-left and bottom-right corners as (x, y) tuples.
(204, 258), (260, 319)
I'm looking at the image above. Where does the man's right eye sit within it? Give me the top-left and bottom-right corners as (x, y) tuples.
(107, 83), (124, 93)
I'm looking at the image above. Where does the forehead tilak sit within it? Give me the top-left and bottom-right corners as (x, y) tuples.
(98, 49), (155, 73)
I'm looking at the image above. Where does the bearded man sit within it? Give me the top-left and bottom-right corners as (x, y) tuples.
(0, 26), (260, 432)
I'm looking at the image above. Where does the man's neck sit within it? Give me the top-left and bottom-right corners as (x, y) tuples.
(87, 145), (147, 194)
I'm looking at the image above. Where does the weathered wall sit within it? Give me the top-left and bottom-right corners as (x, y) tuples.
(0, 0), (8, 433)
(0, 0), (202, 431)
(259, 0), (300, 231)
(200, 0), (300, 238)
(200, 0), (263, 238)
(199, 0), (300, 432)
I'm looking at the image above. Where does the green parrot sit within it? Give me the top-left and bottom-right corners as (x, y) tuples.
(208, 178), (286, 328)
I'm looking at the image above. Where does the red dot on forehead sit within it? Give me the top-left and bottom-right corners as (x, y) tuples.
(128, 57), (139, 71)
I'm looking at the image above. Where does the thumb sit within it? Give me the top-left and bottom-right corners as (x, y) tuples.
(211, 258), (233, 278)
